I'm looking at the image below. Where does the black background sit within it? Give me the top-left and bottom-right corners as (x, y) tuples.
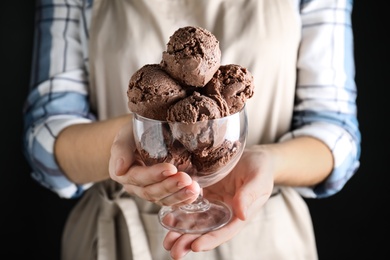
(1, 1), (388, 259)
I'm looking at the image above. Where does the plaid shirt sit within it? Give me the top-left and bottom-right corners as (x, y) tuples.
(23, 0), (361, 199)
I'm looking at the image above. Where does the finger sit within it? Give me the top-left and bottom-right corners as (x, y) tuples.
(233, 175), (273, 221)
(119, 163), (178, 185)
(164, 232), (201, 259)
(232, 185), (257, 221)
(190, 217), (244, 252)
(163, 231), (182, 250)
(157, 180), (200, 206)
(126, 173), (199, 204)
(235, 189), (271, 221)
(109, 120), (137, 177)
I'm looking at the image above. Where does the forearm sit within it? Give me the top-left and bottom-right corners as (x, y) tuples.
(55, 114), (132, 184)
(255, 136), (333, 187)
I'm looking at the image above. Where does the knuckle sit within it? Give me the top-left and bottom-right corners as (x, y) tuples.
(126, 174), (138, 185)
(141, 188), (156, 203)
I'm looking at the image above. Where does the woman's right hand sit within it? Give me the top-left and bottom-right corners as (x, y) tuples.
(108, 119), (200, 207)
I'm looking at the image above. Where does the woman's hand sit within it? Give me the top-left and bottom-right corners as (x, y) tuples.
(163, 147), (275, 259)
(108, 120), (200, 207)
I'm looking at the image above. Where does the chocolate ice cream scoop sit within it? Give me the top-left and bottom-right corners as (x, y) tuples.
(138, 123), (173, 165)
(166, 91), (225, 123)
(127, 64), (187, 121)
(166, 91), (229, 152)
(161, 26), (221, 87)
(204, 64), (255, 115)
(192, 140), (241, 174)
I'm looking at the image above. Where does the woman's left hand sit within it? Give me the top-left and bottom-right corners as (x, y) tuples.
(163, 147), (275, 259)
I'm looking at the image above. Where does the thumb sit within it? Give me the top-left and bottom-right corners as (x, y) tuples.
(109, 120), (137, 178)
(233, 183), (272, 221)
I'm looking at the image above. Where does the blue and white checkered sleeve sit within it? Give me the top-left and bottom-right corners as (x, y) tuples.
(280, 0), (361, 198)
(23, 0), (94, 198)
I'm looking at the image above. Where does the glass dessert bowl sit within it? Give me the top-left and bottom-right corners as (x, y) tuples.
(132, 106), (248, 234)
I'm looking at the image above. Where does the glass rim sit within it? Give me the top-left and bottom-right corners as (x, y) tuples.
(132, 104), (246, 124)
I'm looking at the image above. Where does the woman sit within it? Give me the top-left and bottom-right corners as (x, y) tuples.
(23, 0), (361, 259)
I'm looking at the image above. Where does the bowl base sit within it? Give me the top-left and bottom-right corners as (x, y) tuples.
(158, 200), (232, 234)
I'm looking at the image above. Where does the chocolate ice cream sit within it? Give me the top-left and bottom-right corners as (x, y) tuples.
(127, 64), (187, 121)
(128, 26), (253, 177)
(192, 139), (241, 174)
(166, 91), (226, 123)
(204, 64), (255, 115)
(136, 121), (193, 173)
(167, 91), (228, 152)
(160, 26), (221, 87)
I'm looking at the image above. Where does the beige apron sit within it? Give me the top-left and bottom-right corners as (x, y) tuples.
(62, 0), (318, 259)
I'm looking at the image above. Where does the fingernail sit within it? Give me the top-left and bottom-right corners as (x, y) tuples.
(185, 189), (196, 195)
(162, 170), (175, 177)
(115, 158), (124, 175)
(243, 206), (248, 219)
(177, 181), (186, 188)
